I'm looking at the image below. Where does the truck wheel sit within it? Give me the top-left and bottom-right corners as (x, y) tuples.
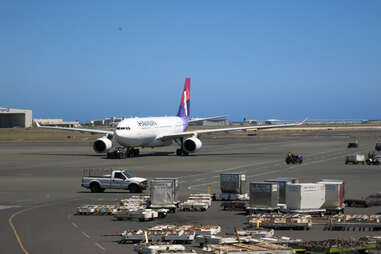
(90, 183), (101, 193)
(128, 184), (140, 193)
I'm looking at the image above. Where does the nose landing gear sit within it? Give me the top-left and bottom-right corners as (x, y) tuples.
(106, 147), (139, 159)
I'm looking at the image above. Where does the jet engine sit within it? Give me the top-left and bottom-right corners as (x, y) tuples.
(183, 137), (202, 153)
(93, 136), (113, 153)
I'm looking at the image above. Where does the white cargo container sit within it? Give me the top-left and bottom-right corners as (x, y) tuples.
(150, 179), (176, 206)
(318, 180), (344, 209)
(220, 173), (246, 194)
(286, 183), (325, 210)
(154, 177), (178, 189)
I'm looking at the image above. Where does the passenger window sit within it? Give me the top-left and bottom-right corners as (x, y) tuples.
(114, 172), (126, 180)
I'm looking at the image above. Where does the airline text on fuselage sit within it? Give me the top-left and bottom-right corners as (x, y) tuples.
(137, 120), (158, 127)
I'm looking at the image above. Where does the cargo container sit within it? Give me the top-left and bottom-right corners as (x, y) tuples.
(249, 182), (279, 207)
(150, 179), (176, 206)
(220, 173), (246, 194)
(318, 180), (345, 209)
(154, 177), (178, 189)
(264, 177), (298, 204)
(345, 154), (365, 164)
(286, 183), (325, 210)
(219, 193), (249, 201)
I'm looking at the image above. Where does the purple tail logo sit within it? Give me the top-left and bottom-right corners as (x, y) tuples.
(177, 77), (190, 118)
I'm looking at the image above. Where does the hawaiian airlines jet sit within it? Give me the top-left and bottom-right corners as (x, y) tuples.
(35, 78), (304, 157)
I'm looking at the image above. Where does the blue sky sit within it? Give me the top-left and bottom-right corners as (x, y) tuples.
(1, 1), (380, 122)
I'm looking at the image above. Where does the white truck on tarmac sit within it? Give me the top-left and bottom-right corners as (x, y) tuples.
(81, 169), (148, 193)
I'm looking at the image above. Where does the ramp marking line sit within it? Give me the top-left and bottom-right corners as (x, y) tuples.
(9, 198), (87, 254)
(81, 231), (90, 239)
(95, 242), (106, 251)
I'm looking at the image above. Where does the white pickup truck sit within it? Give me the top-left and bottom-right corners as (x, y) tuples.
(81, 169), (148, 193)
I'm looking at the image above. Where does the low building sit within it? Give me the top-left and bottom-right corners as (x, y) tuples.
(91, 117), (124, 126)
(0, 107), (32, 128)
(33, 118), (80, 128)
(189, 118), (230, 126)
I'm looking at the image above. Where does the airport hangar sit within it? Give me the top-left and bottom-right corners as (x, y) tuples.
(0, 107), (32, 128)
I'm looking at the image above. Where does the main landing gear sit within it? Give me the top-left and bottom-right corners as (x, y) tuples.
(175, 137), (189, 156)
(176, 148), (189, 156)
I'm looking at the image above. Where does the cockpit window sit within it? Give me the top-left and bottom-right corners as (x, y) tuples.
(117, 127), (130, 130)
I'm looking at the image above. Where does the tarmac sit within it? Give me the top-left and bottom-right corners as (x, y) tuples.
(1, 128), (381, 253)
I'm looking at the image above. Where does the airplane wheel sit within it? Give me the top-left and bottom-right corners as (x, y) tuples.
(176, 149), (182, 156)
(133, 149), (139, 157)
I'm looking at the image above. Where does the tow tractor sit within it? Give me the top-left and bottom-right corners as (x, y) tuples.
(366, 152), (381, 165)
(285, 153), (303, 164)
(107, 147), (140, 159)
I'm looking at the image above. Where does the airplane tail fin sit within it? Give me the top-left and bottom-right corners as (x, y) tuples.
(177, 77), (190, 118)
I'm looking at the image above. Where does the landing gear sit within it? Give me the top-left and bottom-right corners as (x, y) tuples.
(106, 147), (140, 159)
(127, 148), (140, 158)
(175, 137), (189, 156)
(176, 148), (189, 156)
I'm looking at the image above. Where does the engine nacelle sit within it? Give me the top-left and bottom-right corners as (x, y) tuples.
(93, 137), (113, 153)
(183, 137), (202, 153)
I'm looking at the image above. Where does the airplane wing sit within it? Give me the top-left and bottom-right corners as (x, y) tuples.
(34, 121), (113, 135)
(157, 120), (306, 140)
(188, 115), (227, 123)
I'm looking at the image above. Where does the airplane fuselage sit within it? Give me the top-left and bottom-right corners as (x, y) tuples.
(114, 116), (188, 148)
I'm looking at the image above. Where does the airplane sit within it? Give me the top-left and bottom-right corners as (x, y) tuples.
(35, 78), (304, 157)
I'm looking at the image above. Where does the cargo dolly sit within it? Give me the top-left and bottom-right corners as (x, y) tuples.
(179, 201), (208, 212)
(325, 222), (381, 231)
(249, 214), (312, 230)
(260, 222), (311, 230)
(246, 206), (281, 215)
(149, 204), (177, 213)
(281, 208), (327, 217)
(221, 201), (247, 211)
(113, 209), (159, 221)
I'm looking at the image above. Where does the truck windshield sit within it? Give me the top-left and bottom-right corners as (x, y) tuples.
(122, 170), (132, 178)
